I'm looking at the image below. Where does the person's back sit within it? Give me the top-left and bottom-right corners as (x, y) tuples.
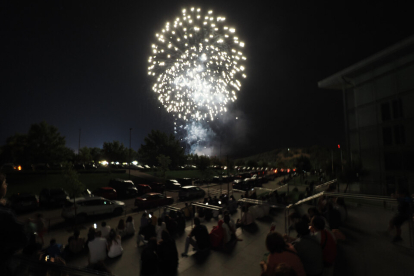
(100, 222), (111, 238)
(311, 216), (337, 268)
(292, 221), (323, 276)
(88, 233), (107, 264)
(69, 236), (85, 254)
(141, 238), (158, 276)
(157, 231), (178, 274)
(192, 224), (210, 249)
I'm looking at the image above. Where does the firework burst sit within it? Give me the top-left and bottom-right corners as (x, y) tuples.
(148, 7), (246, 122)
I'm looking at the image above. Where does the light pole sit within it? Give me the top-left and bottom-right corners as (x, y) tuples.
(129, 128), (132, 180)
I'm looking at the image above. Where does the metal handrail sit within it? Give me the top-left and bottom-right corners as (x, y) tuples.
(314, 179), (337, 190)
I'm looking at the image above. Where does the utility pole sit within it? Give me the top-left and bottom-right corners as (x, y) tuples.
(78, 128), (81, 155)
(129, 128), (132, 180)
(227, 155), (230, 196)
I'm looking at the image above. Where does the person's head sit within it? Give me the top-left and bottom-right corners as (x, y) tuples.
(108, 229), (116, 240)
(50, 239), (56, 246)
(185, 202), (188, 207)
(126, 216), (133, 223)
(265, 232), (286, 254)
(142, 213), (147, 218)
(295, 221), (310, 236)
(194, 217), (201, 226)
(223, 210), (229, 217)
(311, 216), (325, 231)
(274, 263), (297, 276)
(101, 221), (107, 227)
(230, 195), (235, 200)
(73, 229), (80, 238)
(161, 230), (171, 242)
(118, 219), (125, 229)
(0, 174), (7, 199)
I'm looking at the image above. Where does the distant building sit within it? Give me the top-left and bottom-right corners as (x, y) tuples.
(319, 36), (414, 195)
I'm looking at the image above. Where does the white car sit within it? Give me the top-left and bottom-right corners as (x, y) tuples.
(62, 196), (125, 221)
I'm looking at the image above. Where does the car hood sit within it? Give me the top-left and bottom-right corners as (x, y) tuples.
(112, 200), (125, 206)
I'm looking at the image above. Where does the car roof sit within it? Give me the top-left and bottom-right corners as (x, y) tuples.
(181, 186), (196, 189)
(138, 184), (150, 187)
(69, 196), (106, 202)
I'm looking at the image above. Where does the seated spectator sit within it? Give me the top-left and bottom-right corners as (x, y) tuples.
(182, 217), (210, 257)
(209, 220), (224, 248)
(290, 221), (323, 276)
(259, 232), (305, 276)
(156, 218), (166, 242)
(141, 237), (158, 276)
(227, 195), (238, 213)
(85, 227), (96, 250)
(68, 229), (85, 255)
(107, 229), (123, 258)
(125, 216), (135, 236)
(236, 206), (254, 227)
(310, 216), (337, 274)
(274, 263), (297, 276)
(116, 219), (126, 238)
(176, 212), (186, 234)
(45, 239), (62, 258)
(100, 221), (111, 238)
(165, 215), (177, 237)
(88, 231), (107, 266)
(324, 203), (342, 230)
(157, 231), (178, 275)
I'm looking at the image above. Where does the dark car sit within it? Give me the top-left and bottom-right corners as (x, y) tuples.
(92, 187), (118, 200)
(232, 179), (254, 191)
(134, 193), (174, 210)
(147, 182), (165, 193)
(109, 179), (138, 198)
(178, 186), (206, 200)
(39, 188), (70, 208)
(165, 179), (181, 190)
(137, 184), (152, 196)
(8, 193), (39, 213)
(177, 178), (193, 186)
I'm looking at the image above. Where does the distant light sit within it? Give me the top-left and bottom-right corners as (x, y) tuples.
(236, 117), (238, 119)
(338, 144), (341, 149)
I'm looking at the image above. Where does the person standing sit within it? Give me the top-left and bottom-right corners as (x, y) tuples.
(388, 189), (413, 242)
(157, 230), (178, 275)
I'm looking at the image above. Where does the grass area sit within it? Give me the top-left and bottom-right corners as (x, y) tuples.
(5, 170), (150, 197)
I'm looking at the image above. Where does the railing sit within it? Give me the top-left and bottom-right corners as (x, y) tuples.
(314, 179), (337, 190)
(284, 191), (414, 251)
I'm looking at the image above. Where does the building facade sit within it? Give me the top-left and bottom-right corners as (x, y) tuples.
(319, 36), (414, 195)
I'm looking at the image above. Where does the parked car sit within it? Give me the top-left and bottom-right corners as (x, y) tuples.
(62, 197), (125, 221)
(134, 193), (174, 210)
(147, 182), (165, 193)
(92, 187), (117, 200)
(233, 179), (254, 191)
(178, 186), (206, 200)
(177, 178), (192, 186)
(108, 179), (138, 198)
(39, 188), (70, 208)
(8, 193), (38, 213)
(165, 179), (181, 190)
(137, 184), (152, 196)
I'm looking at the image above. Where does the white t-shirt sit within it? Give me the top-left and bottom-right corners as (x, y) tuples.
(222, 223), (231, 244)
(101, 225), (111, 238)
(88, 237), (107, 264)
(107, 238), (123, 258)
(125, 221), (135, 235)
(156, 222), (166, 242)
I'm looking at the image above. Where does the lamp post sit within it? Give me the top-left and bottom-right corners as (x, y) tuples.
(129, 128), (132, 180)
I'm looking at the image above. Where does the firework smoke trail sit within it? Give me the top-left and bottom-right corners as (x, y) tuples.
(148, 7), (246, 153)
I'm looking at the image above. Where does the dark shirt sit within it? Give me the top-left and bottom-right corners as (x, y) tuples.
(190, 224), (210, 249)
(0, 205), (27, 262)
(141, 246), (158, 275)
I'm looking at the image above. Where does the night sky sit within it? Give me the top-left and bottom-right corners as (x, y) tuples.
(1, 1), (413, 158)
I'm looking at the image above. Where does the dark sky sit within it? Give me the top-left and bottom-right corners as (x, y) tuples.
(1, 0), (413, 158)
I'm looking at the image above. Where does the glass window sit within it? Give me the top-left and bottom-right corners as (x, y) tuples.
(381, 103), (391, 121)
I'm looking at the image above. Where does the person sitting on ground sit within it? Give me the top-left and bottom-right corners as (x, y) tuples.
(138, 215), (156, 246)
(68, 229), (85, 255)
(236, 206), (254, 228)
(388, 188), (413, 242)
(107, 229), (123, 258)
(157, 230), (178, 275)
(223, 212), (243, 242)
(228, 195), (238, 213)
(116, 219), (126, 238)
(156, 218), (166, 242)
(176, 211), (186, 234)
(125, 216), (135, 236)
(100, 221), (111, 238)
(323, 202), (342, 230)
(45, 239), (62, 259)
(141, 237), (158, 276)
(138, 213), (150, 245)
(310, 216), (337, 273)
(259, 232), (306, 276)
(85, 227), (96, 250)
(287, 221), (323, 276)
(209, 220), (225, 248)
(88, 230), (107, 266)
(182, 217), (210, 257)
(183, 202), (192, 219)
